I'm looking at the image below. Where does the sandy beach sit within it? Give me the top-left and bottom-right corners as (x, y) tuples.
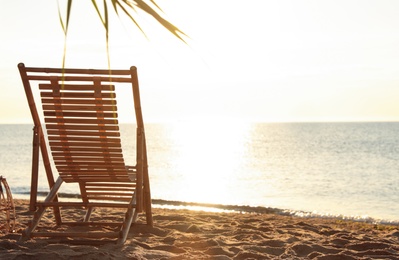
(1, 199), (399, 259)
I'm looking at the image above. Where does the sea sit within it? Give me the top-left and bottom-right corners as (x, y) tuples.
(1, 122), (399, 224)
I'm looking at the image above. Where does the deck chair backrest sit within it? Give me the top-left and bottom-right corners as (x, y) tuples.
(39, 79), (130, 183)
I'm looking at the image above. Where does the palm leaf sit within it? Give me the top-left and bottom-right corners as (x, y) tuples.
(57, 1), (67, 34)
(58, 0), (73, 69)
(103, 0), (110, 68)
(132, 0), (188, 42)
(59, 0), (187, 67)
(91, 0), (106, 28)
(113, 0), (149, 38)
(149, 0), (162, 12)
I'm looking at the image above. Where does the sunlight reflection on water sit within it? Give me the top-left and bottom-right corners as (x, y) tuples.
(166, 120), (250, 204)
(144, 121), (399, 221)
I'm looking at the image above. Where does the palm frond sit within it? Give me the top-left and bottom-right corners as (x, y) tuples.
(103, 0), (110, 68)
(91, 0), (107, 29)
(59, 0), (187, 67)
(113, 0), (149, 39)
(149, 0), (162, 12)
(132, 0), (188, 43)
(57, 1), (67, 34)
(58, 0), (73, 69)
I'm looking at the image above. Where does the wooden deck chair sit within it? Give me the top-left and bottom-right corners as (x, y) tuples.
(18, 63), (152, 244)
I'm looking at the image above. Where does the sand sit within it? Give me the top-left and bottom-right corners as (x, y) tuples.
(1, 199), (399, 259)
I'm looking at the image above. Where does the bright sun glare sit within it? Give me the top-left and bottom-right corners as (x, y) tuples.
(167, 120), (251, 204)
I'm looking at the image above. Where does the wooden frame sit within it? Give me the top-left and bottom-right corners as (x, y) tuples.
(18, 63), (152, 244)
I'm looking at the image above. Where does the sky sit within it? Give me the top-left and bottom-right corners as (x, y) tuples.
(1, 0), (399, 123)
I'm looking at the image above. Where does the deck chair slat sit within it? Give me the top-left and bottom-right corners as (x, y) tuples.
(59, 175), (130, 179)
(86, 197), (133, 201)
(54, 159), (125, 163)
(58, 173), (128, 177)
(86, 194), (134, 199)
(50, 146), (122, 152)
(49, 136), (121, 142)
(45, 118), (119, 125)
(61, 176), (131, 181)
(41, 92), (116, 99)
(54, 156), (125, 161)
(62, 177), (131, 182)
(58, 172), (129, 176)
(42, 98), (117, 105)
(54, 154), (124, 160)
(86, 196), (133, 200)
(85, 183), (136, 187)
(49, 138), (121, 143)
(58, 167), (128, 171)
(27, 75), (132, 83)
(60, 176), (131, 181)
(39, 84), (116, 91)
(86, 191), (134, 196)
(67, 176), (131, 179)
(57, 160), (124, 165)
(24, 66), (130, 75)
(58, 171), (128, 175)
(52, 152), (123, 158)
(59, 174), (129, 179)
(47, 130), (120, 137)
(54, 156), (124, 163)
(44, 112), (118, 119)
(85, 196), (132, 201)
(52, 151), (123, 156)
(56, 165), (127, 170)
(56, 163), (125, 169)
(46, 125), (119, 131)
(65, 151), (122, 155)
(60, 173), (131, 177)
(43, 105), (118, 112)
(86, 198), (132, 202)
(52, 148), (122, 153)
(50, 142), (122, 148)
(60, 174), (131, 178)
(85, 187), (135, 192)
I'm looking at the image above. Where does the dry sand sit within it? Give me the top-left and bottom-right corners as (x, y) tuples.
(1, 199), (399, 259)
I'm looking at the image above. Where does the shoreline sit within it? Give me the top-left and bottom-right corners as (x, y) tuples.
(13, 192), (399, 225)
(1, 199), (399, 259)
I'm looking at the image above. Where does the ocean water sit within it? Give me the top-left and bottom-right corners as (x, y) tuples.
(1, 122), (399, 223)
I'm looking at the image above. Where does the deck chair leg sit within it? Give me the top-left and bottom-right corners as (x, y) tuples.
(117, 207), (136, 245)
(21, 177), (63, 241)
(84, 207), (94, 222)
(143, 182), (153, 226)
(117, 195), (137, 245)
(133, 209), (139, 223)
